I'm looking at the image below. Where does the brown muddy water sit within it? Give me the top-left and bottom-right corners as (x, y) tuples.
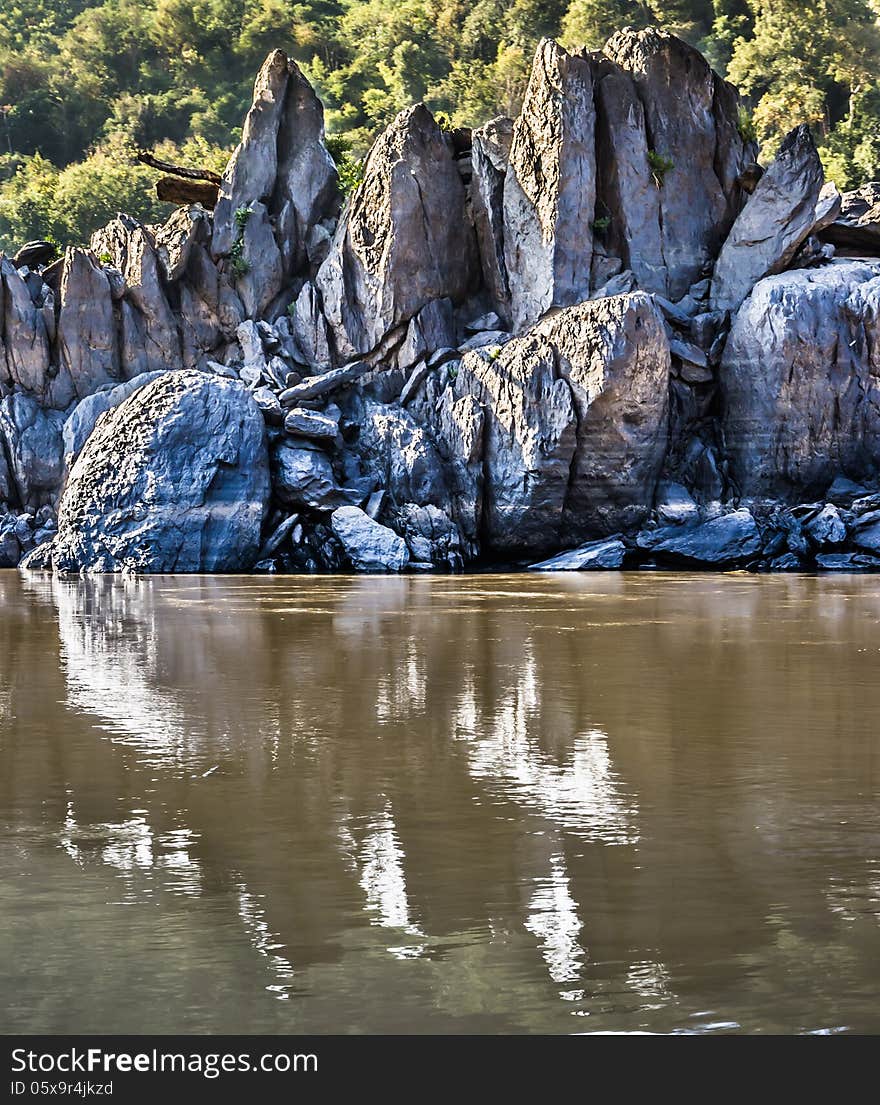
(1, 569), (880, 1035)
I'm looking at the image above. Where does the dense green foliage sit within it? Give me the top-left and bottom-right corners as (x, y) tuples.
(1, 0), (879, 251)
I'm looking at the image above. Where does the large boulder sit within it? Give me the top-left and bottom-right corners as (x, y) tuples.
(710, 126), (825, 313)
(503, 40), (597, 330)
(528, 536), (626, 571)
(272, 441), (340, 510)
(50, 371), (269, 572)
(330, 505), (409, 572)
(0, 392), (66, 510)
(637, 509), (762, 566)
(353, 397), (454, 515)
(316, 104), (478, 359)
(603, 27), (754, 299)
(62, 372), (163, 461)
(425, 294), (670, 553)
(720, 260), (880, 499)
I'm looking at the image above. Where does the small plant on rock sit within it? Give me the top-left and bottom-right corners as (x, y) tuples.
(647, 150), (674, 188)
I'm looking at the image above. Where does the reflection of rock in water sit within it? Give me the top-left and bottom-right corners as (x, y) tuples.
(49, 574), (280, 769)
(525, 851), (585, 986)
(339, 798), (426, 956)
(454, 645), (638, 845)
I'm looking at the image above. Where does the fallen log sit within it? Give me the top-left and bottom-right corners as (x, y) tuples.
(156, 176), (220, 209)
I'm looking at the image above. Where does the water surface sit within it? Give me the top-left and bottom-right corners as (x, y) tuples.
(2, 569), (880, 1034)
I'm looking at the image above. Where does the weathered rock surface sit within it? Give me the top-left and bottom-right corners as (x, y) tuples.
(212, 50), (289, 256)
(471, 116), (513, 318)
(711, 126), (825, 313)
(425, 294), (669, 553)
(58, 248), (120, 398)
(272, 442), (339, 510)
(594, 65), (664, 295)
(720, 260), (880, 499)
(63, 372), (164, 461)
(330, 505), (409, 572)
(316, 104), (478, 358)
(504, 40), (597, 330)
(0, 393), (66, 510)
(50, 371), (269, 572)
(120, 227), (182, 378)
(270, 61), (339, 276)
(1, 258), (61, 405)
(604, 27), (754, 299)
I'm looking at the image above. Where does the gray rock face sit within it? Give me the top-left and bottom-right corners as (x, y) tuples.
(330, 505), (409, 572)
(426, 294), (669, 553)
(316, 104), (478, 359)
(270, 60), (340, 277)
(720, 260), (880, 499)
(0, 393), (66, 510)
(1, 258), (61, 405)
(279, 360), (370, 404)
(233, 202), (284, 319)
(51, 371), (269, 572)
(58, 248), (120, 399)
(528, 537), (626, 571)
(120, 227), (182, 378)
(804, 503), (847, 547)
(594, 66), (664, 295)
(504, 40), (597, 330)
(817, 551), (880, 572)
(155, 205), (208, 282)
(711, 126), (825, 313)
(290, 282), (331, 371)
(354, 398), (454, 515)
(62, 372), (164, 461)
(397, 299), (454, 372)
(471, 116), (513, 318)
(604, 27), (753, 299)
(638, 508), (761, 565)
(283, 407), (338, 442)
(852, 512), (880, 554)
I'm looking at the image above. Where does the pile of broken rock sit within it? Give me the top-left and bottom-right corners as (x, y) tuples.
(3, 27), (880, 575)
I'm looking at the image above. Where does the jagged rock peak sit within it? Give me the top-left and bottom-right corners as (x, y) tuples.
(315, 102), (478, 361)
(212, 49), (339, 282)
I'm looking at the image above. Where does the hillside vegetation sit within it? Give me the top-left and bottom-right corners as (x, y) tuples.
(1, 0), (878, 250)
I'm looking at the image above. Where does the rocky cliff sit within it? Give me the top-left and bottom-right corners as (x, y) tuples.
(3, 29), (880, 575)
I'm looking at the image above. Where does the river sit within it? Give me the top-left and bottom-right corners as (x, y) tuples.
(1, 569), (879, 1034)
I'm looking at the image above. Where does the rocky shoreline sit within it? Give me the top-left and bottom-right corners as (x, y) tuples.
(2, 26), (880, 575)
